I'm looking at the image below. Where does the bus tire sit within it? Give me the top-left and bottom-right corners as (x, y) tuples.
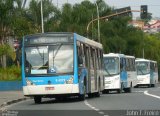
(117, 89), (122, 93)
(102, 90), (109, 94)
(95, 78), (101, 97)
(148, 84), (151, 88)
(117, 83), (123, 93)
(34, 96), (42, 104)
(88, 93), (93, 98)
(151, 81), (156, 87)
(124, 83), (132, 93)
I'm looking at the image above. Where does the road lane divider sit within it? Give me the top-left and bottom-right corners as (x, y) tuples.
(144, 91), (160, 99)
(84, 100), (109, 116)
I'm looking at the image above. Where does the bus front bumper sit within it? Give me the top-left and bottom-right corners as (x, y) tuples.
(23, 84), (79, 96)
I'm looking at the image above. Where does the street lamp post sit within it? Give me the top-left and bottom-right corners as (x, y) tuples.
(95, 2), (100, 43)
(41, 0), (44, 33)
(86, 10), (142, 42)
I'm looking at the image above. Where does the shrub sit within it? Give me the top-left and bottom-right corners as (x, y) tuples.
(0, 65), (21, 81)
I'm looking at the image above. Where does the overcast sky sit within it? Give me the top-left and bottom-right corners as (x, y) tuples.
(27, 0), (160, 18)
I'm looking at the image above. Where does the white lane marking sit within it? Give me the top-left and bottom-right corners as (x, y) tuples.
(99, 111), (105, 114)
(84, 100), (109, 116)
(144, 91), (160, 99)
(133, 91), (144, 93)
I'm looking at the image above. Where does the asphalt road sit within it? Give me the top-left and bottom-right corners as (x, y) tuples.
(2, 85), (160, 116)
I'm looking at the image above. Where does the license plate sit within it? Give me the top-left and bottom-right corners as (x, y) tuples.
(45, 87), (54, 90)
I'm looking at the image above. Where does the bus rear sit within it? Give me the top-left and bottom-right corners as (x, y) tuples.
(22, 32), (79, 103)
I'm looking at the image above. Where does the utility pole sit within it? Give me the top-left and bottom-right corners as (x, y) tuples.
(57, 0), (58, 8)
(41, 0), (44, 33)
(95, 2), (100, 43)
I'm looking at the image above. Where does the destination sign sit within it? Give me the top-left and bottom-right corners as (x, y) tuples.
(25, 36), (73, 44)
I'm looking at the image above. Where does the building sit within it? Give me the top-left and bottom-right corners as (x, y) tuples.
(143, 20), (160, 33)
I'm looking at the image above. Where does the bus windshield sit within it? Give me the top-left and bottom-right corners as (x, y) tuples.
(103, 57), (119, 76)
(25, 44), (73, 76)
(136, 62), (150, 75)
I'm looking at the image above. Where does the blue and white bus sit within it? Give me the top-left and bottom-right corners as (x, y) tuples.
(21, 32), (104, 103)
(135, 58), (158, 87)
(103, 53), (137, 93)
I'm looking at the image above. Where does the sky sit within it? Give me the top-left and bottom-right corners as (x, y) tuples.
(51, 0), (160, 18)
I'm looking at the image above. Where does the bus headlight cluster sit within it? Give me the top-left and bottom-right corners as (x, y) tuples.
(26, 79), (35, 86)
(65, 77), (74, 84)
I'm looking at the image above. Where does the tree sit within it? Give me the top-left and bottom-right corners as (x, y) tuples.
(0, 0), (15, 68)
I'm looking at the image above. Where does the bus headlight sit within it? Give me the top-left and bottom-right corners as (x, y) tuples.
(26, 79), (35, 86)
(65, 77), (74, 84)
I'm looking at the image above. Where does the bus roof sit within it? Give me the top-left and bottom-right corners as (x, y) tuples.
(135, 58), (157, 63)
(103, 53), (125, 58)
(76, 33), (102, 49)
(125, 55), (135, 59)
(24, 32), (102, 49)
(24, 32), (73, 38)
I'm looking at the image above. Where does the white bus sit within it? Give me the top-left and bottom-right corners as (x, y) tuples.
(135, 58), (158, 87)
(103, 53), (137, 93)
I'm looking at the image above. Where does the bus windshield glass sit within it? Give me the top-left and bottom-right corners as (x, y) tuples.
(25, 44), (73, 76)
(136, 61), (150, 75)
(103, 57), (119, 76)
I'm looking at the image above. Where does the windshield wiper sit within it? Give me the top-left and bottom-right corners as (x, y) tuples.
(104, 67), (111, 76)
(36, 46), (45, 65)
(138, 68), (145, 75)
(53, 44), (62, 66)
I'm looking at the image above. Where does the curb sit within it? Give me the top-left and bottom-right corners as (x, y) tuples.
(0, 97), (30, 109)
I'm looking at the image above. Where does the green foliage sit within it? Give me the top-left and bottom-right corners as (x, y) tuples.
(0, 44), (13, 57)
(0, 65), (21, 81)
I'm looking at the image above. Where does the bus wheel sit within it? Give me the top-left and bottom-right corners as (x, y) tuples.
(88, 93), (93, 98)
(117, 89), (122, 93)
(151, 84), (155, 87)
(117, 83), (123, 93)
(79, 84), (86, 101)
(95, 79), (101, 97)
(34, 96), (42, 104)
(148, 84), (151, 88)
(124, 83), (132, 93)
(151, 81), (156, 87)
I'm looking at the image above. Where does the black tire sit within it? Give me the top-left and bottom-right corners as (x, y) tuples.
(124, 83), (132, 93)
(148, 84), (151, 88)
(151, 84), (155, 87)
(102, 90), (106, 94)
(34, 96), (42, 104)
(102, 90), (109, 94)
(117, 89), (122, 93)
(117, 83), (123, 93)
(95, 79), (101, 97)
(134, 85), (138, 88)
(124, 87), (132, 93)
(88, 93), (93, 98)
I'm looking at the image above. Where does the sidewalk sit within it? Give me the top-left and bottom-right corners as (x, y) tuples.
(0, 91), (28, 108)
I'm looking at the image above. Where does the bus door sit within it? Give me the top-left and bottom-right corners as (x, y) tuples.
(120, 57), (127, 88)
(84, 46), (91, 93)
(89, 47), (95, 91)
(93, 49), (98, 90)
